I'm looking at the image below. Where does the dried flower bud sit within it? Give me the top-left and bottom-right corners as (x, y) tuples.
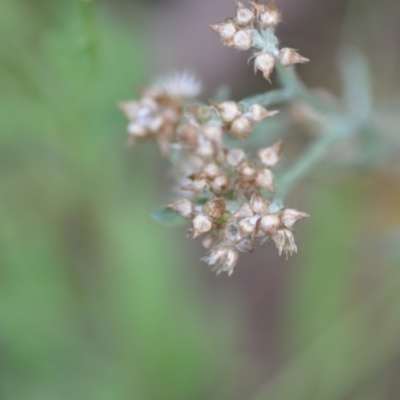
(226, 149), (246, 168)
(255, 168), (274, 192)
(232, 203), (254, 219)
(281, 208), (310, 229)
(213, 101), (240, 123)
(237, 162), (257, 180)
(211, 175), (230, 194)
(204, 198), (226, 219)
(222, 248), (239, 276)
(203, 246), (239, 276)
(273, 229), (297, 258)
(278, 48), (309, 67)
(235, 1), (255, 27)
(177, 123), (198, 147)
(192, 214), (213, 238)
(248, 104), (279, 123)
(203, 163), (221, 179)
(258, 141), (282, 167)
(238, 216), (259, 236)
(167, 198), (194, 219)
(260, 214), (280, 235)
(231, 117), (252, 138)
(250, 191), (270, 215)
(210, 20), (237, 42)
(259, 1), (281, 28)
(254, 52), (275, 82)
(233, 30), (252, 51)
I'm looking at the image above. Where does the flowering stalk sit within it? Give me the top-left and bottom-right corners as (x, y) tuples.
(119, 0), (350, 276)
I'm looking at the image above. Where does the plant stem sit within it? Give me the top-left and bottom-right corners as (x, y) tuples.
(242, 62), (364, 207)
(273, 117), (358, 203)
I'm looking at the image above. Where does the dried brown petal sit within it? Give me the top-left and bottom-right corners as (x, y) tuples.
(273, 229), (297, 258)
(279, 48), (309, 67)
(281, 208), (310, 229)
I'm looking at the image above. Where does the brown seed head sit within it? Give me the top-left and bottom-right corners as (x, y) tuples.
(210, 20), (237, 42)
(213, 101), (240, 123)
(233, 30), (253, 51)
(237, 162), (257, 181)
(254, 52), (275, 82)
(250, 191), (270, 215)
(239, 216), (259, 236)
(231, 117), (252, 138)
(235, 1), (255, 27)
(259, 1), (281, 28)
(260, 214), (280, 235)
(255, 168), (275, 192)
(258, 141), (282, 167)
(192, 214), (213, 239)
(204, 198), (227, 219)
(211, 175), (230, 194)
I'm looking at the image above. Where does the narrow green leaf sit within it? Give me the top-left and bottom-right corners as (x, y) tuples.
(151, 206), (187, 227)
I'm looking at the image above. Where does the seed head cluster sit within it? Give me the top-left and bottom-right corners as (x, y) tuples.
(210, 0), (309, 82)
(119, 0), (310, 276)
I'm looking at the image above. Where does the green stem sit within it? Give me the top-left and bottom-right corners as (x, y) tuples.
(241, 59), (367, 207)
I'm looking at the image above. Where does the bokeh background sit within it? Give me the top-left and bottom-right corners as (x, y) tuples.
(1, 0), (400, 399)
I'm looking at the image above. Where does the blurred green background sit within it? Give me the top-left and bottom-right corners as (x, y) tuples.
(1, 0), (400, 399)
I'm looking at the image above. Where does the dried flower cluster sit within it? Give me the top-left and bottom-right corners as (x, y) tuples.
(119, 0), (310, 276)
(210, 0), (309, 81)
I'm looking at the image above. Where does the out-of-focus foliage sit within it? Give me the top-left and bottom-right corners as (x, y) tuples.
(0, 1), (237, 399)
